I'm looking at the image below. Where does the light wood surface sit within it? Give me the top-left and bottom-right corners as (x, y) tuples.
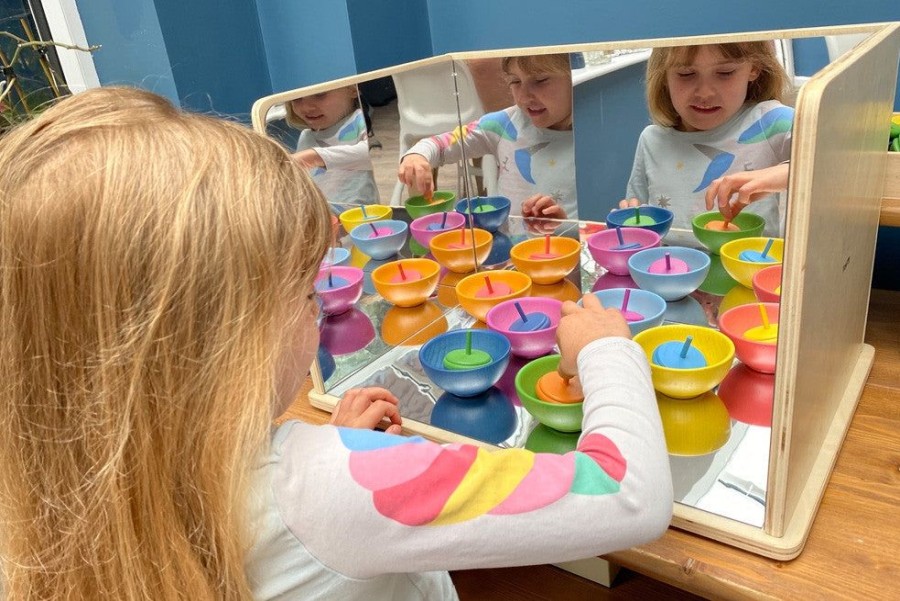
(278, 287), (900, 601)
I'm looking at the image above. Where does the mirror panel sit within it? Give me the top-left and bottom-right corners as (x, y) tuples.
(251, 25), (883, 537)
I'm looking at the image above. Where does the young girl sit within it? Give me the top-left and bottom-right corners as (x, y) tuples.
(398, 53), (577, 220)
(0, 87), (672, 600)
(621, 42), (793, 241)
(287, 85), (381, 205)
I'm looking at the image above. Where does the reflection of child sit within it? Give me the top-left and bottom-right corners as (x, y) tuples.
(288, 86), (380, 204)
(0, 88), (671, 598)
(622, 43), (793, 241)
(399, 54), (576, 219)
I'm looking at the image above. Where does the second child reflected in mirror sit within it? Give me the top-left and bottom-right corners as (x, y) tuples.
(620, 42), (793, 243)
(398, 54), (576, 221)
(287, 86), (381, 205)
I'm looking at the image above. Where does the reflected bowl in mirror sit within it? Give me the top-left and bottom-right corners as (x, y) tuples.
(633, 324), (735, 399)
(515, 354), (583, 433)
(338, 204), (392, 235)
(718, 302), (780, 374)
(698, 252), (739, 296)
(380, 301), (448, 346)
(405, 190), (457, 218)
(349, 219), (408, 260)
(719, 237), (784, 288)
(752, 264), (783, 303)
(429, 227), (493, 273)
(691, 210), (766, 255)
(532, 279), (582, 303)
(718, 281), (758, 314)
(455, 270), (533, 322)
(525, 423), (580, 454)
(371, 258), (440, 307)
(455, 196), (512, 233)
(485, 296), (563, 358)
(319, 308), (375, 356)
(656, 390), (731, 456)
(588, 288), (666, 336)
(627, 246), (711, 301)
(419, 329), (511, 397)
(606, 206), (674, 238)
(591, 272), (638, 292)
(314, 266), (364, 315)
(409, 211), (467, 249)
(587, 227), (662, 276)
(431, 388), (517, 445)
(320, 246), (351, 269)
(509, 236), (581, 284)
(717, 363), (775, 427)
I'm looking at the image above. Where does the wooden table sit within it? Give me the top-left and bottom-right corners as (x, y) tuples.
(279, 288), (900, 600)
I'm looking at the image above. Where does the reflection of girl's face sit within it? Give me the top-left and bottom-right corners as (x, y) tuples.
(666, 45), (760, 133)
(505, 64), (572, 131)
(291, 88), (357, 131)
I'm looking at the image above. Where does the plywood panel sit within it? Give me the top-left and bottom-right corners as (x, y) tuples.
(767, 24), (900, 538)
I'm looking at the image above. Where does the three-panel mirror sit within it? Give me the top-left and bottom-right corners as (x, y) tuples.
(252, 27), (880, 540)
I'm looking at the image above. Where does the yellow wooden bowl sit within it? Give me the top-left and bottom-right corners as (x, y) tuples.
(633, 324), (735, 399)
(338, 204), (392, 235)
(719, 237), (784, 288)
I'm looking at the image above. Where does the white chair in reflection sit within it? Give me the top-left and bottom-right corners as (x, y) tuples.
(390, 60), (498, 204)
(825, 33), (871, 62)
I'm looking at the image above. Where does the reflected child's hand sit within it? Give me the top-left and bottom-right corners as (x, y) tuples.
(330, 387), (403, 434)
(397, 154), (435, 198)
(522, 194), (567, 219)
(704, 162), (790, 220)
(618, 197), (642, 209)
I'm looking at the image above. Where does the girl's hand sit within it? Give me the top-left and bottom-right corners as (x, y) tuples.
(556, 293), (631, 380)
(293, 149), (326, 169)
(522, 194), (567, 219)
(397, 154), (434, 198)
(704, 163), (790, 220)
(330, 387), (403, 435)
(618, 197), (641, 209)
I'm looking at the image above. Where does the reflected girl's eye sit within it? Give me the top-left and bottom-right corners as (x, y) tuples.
(717, 70), (737, 77)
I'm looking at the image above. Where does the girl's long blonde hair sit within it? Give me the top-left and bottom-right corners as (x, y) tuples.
(646, 41), (791, 127)
(0, 87), (332, 599)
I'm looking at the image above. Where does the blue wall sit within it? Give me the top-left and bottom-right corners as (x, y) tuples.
(347, 0), (432, 72)
(425, 0), (899, 52)
(255, 0), (357, 92)
(573, 61), (650, 221)
(153, 0), (270, 118)
(76, 0), (179, 105)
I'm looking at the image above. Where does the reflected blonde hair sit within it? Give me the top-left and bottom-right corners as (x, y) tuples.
(501, 53), (572, 77)
(646, 42), (790, 127)
(0, 87), (332, 599)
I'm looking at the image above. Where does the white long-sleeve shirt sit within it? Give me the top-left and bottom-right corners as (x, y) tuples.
(626, 100), (793, 245)
(245, 337), (673, 600)
(297, 108), (381, 205)
(405, 107), (577, 218)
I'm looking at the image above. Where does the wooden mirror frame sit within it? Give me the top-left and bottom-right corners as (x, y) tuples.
(252, 22), (900, 559)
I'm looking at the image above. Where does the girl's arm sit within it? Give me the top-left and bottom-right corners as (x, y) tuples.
(274, 298), (673, 578)
(398, 112), (506, 196)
